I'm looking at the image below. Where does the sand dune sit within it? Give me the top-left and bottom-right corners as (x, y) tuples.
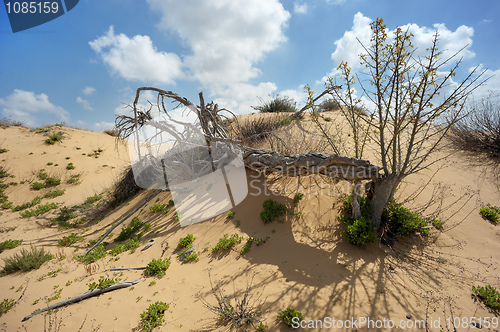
(0, 117), (499, 331)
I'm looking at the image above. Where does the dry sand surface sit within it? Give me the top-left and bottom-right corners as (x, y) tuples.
(0, 116), (499, 331)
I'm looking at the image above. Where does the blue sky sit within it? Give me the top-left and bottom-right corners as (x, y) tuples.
(1, 0), (499, 131)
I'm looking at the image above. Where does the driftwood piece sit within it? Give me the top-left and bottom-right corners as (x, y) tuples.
(243, 150), (379, 180)
(22, 278), (141, 322)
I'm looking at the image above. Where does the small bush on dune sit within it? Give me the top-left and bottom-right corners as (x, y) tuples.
(177, 234), (195, 249)
(278, 308), (304, 328)
(1, 246), (53, 275)
(479, 205), (500, 223)
(0, 299), (16, 316)
(140, 301), (169, 331)
(109, 239), (140, 256)
(45, 133), (63, 145)
(114, 217), (143, 242)
(77, 243), (106, 264)
(472, 285), (500, 310)
(211, 233), (242, 253)
(57, 233), (84, 247)
(144, 258), (171, 278)
(0, 239), (22, 253)
(252, 95), (298, 113)
(260, 199), (287, 223)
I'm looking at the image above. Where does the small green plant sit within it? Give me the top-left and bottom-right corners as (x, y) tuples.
(239, 236), (270, 255)
(1, 246), (54, 275)
(45, 133), (63, 145)
(65, 156), (70, 160)
(43, 189), (65, 199)
(114, 217), (143, 242)
(341, 216), (377, 247)
(77, 243), (106, 264)
(383, 200), (430, 236)
(260, 199), (287, 223)
(227, 211), (234, 219)
(479, 205), (500, 224)
(182, 252), (199, 263)
(47, 162), (53, 165)
(149, 203), (167, 213)
(140, 301), (169, 331)
(178, 234), (195, 249)
(12, 196), (42, 211)
(67, 174), (81, 185)
(45, 177), (61, 187)
(256, 322), (267, 332)
(0, 239), (22, 253)
(87, 276), (120, 291)
(0, 149), (8, 154)
(293, 192), (304, 206)
(211, 233), (242, 253)
(0, 299), (16, 316)
(86, 194), (102, 204)
(144, 258), (171, 278)
(472, 285), (500, 310)
(278, 308), (304, 328)
(57, 233), (84, 247)
(323, 117), (332, 122)
(31, 182), (45, 190)
(66, 163), (75, 170)
(20, 202), (59, 218)
(108, 239), (140, 256)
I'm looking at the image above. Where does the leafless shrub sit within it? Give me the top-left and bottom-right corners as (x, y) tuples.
(197, 274), (266, 329)
(448, 94), (500, 163)
(103, 129), (119, 137)
(235, 113), (290, 146)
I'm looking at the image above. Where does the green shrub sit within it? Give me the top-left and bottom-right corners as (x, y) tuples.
(88, 276), (120, 291)
(239, 236), (270, 255)
(260, 199), (287, 223)
(293, 192), (304, 206)
(109, 239), (140, 256)
(227, 211), (234, 219)
(12, 196), (42, 211)
(472, 285), (500, 310)
(383, 201), (429, 236)
(211, 233), (242, 253)
(45, 134), (63, 145)
(77, 244), (106, 264)
(1, 246), (53, 275)
(45, 177), (61, 187)
(178, 234), (195, 249)
(278, 308), (304, 328)
(144, 258), (171, 278)
(182, 252), (199, 263)
(253, 95), (298, 113)
(66, 163), (75, 170)
(114, 217), (143, 242)
(0, 239), (22, 253)
(341, 216), (377, 247)
(20, 202), (59, 218)
(0, 149), (8, 154)
(57, 233), (84, 247)
(0, 299), (16, 316)
(323, 117), (332, 122)
(479, 205), (500, 223)
(140, 301), (169, 331)
(51, 207), (78, 228)
(31, 182), (45, 190)
(43, 189), (65, 199)
(149, 203), (164, 212)
(86, 194), (102, 204)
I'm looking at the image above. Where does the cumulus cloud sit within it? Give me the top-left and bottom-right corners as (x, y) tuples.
(213, 82), (278, 114)
(328, 12), (476, 78)
(146, 0), (290, 91)
(76, 96), (93, 111)
(293, 2), (308, 14)
(325, 0), (346, 5)
(82, 86), (96, 95)
(89, 26), (183, 84)
(0, 90), (69, 127)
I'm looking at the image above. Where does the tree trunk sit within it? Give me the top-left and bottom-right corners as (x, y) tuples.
(351, 180), (363, 219)
(369, 174), (400, 229)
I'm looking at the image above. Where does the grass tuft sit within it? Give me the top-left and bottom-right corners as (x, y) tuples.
(1, 246), (53, 275)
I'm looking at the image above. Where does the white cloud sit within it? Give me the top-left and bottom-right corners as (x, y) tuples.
(76, 96), (93, 111)
(89, 26), (183, 84)
(213, 82), (278, 114)
(0, 90), (69, 127)
(82, 86), (96, 95)
(280, 86), (308, 107)
(325, 0), (346, 5)
(146, 0), (290, 90)
(93, 121), (115, 132)
(328, 12), (476, 78)
(293, 2), (308, 14)
(469, 66), (500, 98)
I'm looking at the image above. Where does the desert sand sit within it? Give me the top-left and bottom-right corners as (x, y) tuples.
(0, 114), (499, 331)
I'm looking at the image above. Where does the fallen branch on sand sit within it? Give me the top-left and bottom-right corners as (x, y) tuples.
(22, 278), (142, 322)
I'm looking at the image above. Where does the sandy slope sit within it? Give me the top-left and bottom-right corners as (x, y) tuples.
(0, 118), (499, 332)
